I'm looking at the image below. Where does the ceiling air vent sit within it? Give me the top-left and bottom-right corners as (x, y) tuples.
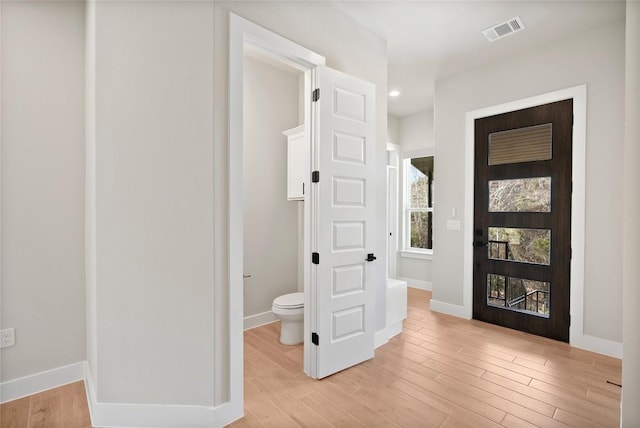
(482, 16), (525, 42)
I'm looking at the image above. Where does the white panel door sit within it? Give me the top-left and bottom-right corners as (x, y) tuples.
(311, 65), (376, 379)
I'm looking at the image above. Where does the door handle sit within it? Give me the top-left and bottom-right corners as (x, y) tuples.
(365, 253), (377, 262)
(473, 241), (487, 248)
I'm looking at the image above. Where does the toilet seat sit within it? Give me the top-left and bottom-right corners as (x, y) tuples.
(272, 292), (304, 345)
(272, 292), (304, 309)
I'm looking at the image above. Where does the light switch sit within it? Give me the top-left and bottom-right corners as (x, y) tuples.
(446, 220), (461, 231)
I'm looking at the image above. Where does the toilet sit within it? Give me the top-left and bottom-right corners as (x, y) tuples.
(271, 292), (304, 345)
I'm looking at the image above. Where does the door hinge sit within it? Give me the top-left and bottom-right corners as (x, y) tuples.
(569, 314), (571, 326)
(312, 88), (320, 102)
(311, 332), (319, 346)
(312, 252), (320, 264)
(312, 171), (320, 183)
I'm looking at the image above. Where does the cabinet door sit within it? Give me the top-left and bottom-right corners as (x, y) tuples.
(286, 129), (305, 200)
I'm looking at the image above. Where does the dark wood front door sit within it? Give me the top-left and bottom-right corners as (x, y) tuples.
(473, 99), (573, 342)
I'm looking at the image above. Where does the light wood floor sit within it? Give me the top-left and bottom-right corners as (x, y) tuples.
(0, 289), (622, 427)
(230, 288), (622, 428)
(0, 381), (91, 428)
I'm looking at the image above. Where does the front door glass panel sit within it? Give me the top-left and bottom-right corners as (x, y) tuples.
(487, 274), (550, 317)
(489, 177), (551, 213)
(488, 227), (551, 265)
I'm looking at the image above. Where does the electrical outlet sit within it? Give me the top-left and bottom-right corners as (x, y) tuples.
(0, 328), (15, 349)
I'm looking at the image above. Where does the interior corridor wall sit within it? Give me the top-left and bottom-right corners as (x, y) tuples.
(87, 1), (216, 406)
(622, 1), (640, 425)
(432, 21), (624, 344)
(0, 1), (86, 383)
(387, 115), (400, 145)
(399, 110), (434, 153)
(243, 56), (300, 318)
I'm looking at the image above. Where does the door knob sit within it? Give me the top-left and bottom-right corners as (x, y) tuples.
(365, 253), (377, 262)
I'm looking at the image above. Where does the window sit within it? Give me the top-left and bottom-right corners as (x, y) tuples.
(403, 156), (434, 255)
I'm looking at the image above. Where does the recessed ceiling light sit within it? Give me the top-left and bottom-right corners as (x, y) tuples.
(389, 90), (401, 97)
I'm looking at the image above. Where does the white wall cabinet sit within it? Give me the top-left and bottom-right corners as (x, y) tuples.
(283, 125), (305, 200)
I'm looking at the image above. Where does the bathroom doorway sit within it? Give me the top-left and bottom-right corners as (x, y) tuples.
(230, 14), (378, 388)
(240, 45), (379, 379)
(241, 44), (306, 333)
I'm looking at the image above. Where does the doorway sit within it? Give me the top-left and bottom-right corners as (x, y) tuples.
(386, 144), (399, 279)
(242, 45), (304, 330)
(472, 100), (573, 342)
(228, 14), (326, 411)
(229, 14), (377, 388)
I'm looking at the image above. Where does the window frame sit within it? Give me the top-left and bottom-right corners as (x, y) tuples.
(400, 149), (434, 259)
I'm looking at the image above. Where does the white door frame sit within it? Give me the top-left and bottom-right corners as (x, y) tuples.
(228, 12), (326, 413)
(386, 143), (399, 279)
(461, 85), (619, 358)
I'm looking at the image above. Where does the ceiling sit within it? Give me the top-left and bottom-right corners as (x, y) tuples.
(334, 1), (626, 118)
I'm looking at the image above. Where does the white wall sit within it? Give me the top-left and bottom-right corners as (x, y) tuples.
(87, 1), (216, 406)
(243, 56), (300, 317)
(399, 110), (434, 152)
(1, 1), (86, 382)
(433, 22), (624, 344)
(397, 110), (434, 289)
(622, 1), (640, 425)
(387, 115), (400, 145)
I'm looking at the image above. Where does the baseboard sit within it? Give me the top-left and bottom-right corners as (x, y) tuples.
(0, 361), (85, 403)
(83, 362), (241, 427)
(429, 299), (470, 319)
(387, 278), (407, 288)
(374, 321), (404, 349)
(570, 334), (623, 359)
(398, 277), (432, 291)
(374, 328), (389, 348)
(244, 310), (277, 330)
(385, 321), (403, 340)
